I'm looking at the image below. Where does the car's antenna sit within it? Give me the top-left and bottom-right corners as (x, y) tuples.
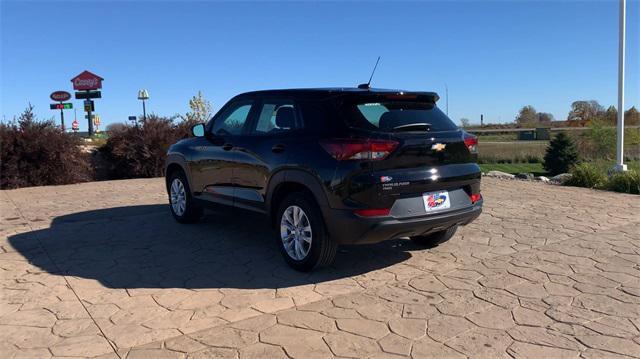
(358, 56), (380, 90)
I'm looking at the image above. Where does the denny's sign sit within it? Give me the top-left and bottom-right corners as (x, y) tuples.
(71, 70), (103, 91)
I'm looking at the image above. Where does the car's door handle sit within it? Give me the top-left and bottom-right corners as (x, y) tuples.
(222, 143), (233, 151)
(272, 144), (285, 153)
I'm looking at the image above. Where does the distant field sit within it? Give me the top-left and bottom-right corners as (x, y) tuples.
(475, 133), (518, 142)
(478, 141), (548, 162)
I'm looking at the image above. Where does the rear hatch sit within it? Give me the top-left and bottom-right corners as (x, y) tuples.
(330, 92), (481, 215)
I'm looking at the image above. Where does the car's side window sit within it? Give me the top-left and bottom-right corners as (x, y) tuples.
(252, 100), (301, 135)
(211, 101), (253, 136)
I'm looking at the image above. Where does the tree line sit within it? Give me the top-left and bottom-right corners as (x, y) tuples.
(460, 100), (640, 128)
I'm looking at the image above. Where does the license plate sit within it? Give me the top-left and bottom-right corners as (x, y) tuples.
(423, 190), (451, 212)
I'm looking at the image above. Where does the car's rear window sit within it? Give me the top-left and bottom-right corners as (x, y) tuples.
(341, 101), (457, 132)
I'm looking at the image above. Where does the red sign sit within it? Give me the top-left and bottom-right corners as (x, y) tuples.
(71, 70), (103, 91)
(72, 120), (79, 131)
(50, 91), (71, 102)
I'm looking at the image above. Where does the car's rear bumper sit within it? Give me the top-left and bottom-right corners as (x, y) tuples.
(322, 200), (483, 245)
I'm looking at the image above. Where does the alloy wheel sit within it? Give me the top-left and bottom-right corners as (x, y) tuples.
(280, 205), (312, 260)
(170, 178), (186, 216)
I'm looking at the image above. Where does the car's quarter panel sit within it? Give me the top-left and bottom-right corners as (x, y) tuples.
(266, 169), (331, 210)
(280, 134), (345, 208)
(166, 143), (193, 191)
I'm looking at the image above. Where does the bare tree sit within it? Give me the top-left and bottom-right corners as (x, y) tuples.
(537, 112), (554, 124)
(568, 100), (604, 122)
(184, 91), (213, 124)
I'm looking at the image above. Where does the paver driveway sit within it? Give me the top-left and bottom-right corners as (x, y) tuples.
(1, 177), (639, 358)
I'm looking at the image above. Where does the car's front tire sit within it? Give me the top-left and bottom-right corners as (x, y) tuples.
(275, 192), (337, 272)
(410, 225), (458, 246)
(168, 170), (203, 223)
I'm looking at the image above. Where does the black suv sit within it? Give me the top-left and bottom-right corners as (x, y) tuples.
(165, 88), (482, 271)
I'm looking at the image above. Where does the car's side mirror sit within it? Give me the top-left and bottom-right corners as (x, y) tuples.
(191, 123), (205, 137)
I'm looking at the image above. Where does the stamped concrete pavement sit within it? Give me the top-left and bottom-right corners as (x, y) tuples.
(1, 177), (639, 358)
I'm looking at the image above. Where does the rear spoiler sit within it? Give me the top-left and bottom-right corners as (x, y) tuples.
(339, 92), (440, 103)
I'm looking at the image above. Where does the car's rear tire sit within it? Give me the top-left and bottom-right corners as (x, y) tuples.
(275, 192), (337, 272)
(168, 170), (203, 223)
(410, 225), (458, 246)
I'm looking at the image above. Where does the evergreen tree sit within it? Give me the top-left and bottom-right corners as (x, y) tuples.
(543, 132), (579, 175)
(625, 106), (640, 126)
(604, 105), (617, 125)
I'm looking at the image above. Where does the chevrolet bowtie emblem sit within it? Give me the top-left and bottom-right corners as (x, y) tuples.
(431, 143), (446, 152)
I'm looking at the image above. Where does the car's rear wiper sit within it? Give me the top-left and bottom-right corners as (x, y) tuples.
(392, 123), (431, 132)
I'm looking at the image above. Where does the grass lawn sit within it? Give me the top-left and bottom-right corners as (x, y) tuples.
(479, 163), (547, 176)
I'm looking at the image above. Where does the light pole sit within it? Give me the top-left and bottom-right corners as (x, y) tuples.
(614, 0), (627, 172)
(138, 89), (149, 122)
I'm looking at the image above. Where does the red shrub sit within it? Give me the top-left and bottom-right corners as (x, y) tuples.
(0, 105), (93, 189)
(99, 115), (196, 179)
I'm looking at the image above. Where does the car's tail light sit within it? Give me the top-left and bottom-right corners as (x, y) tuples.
(354, 208), (391, 217)
(470, 193), (482, 204)
(463, 132), (478, 154)
(320, 139), (399, 161)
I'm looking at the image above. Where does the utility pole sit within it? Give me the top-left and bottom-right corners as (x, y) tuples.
(614, 0), (627, 172)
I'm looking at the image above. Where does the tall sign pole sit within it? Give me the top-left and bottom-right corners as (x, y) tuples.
(71, 70), (103, 137)
(59, 102), (65, 129)
(614, 0), (627, 172)
(86, 94), (94, 136)
(49, 91), (72, 130)
(138, 89), (150, 122)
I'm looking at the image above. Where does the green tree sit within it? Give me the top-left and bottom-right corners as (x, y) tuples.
(184, 91), (213, 124)
(543, 132), (579, 175)
(585, 118), (616, 159)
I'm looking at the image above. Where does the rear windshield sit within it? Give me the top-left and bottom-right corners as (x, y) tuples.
(341, 101), (457, 132)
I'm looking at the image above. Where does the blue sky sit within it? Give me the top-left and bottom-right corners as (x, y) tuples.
(2, 1), (639, 131)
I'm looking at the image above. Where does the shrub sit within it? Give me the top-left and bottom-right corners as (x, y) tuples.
(99, 115), (195, 179)
(565, 163), (606, 189)
(544, 132), (579, 175)
(526, 155), (541, 164)
(584, 118), (616, 159)
(607, 170), (640, 194)
(0, 105), (92, 189)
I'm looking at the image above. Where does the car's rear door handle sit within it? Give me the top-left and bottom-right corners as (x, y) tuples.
(272, 144), (285, 153)
(222, 143), (233, 151)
